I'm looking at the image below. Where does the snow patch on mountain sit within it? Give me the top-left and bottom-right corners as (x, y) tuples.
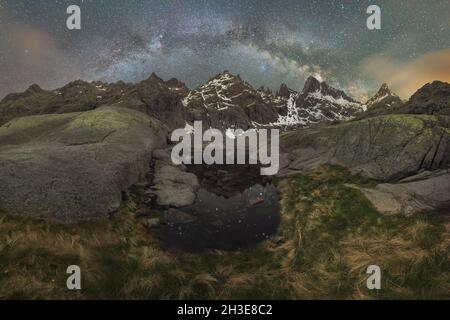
(365, 83), (402, 109)
(309, 90), (367, 112)
(271, 93), (307, 126)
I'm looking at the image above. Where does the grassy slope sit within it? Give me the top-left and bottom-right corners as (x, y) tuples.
(0, 165), (448, 299)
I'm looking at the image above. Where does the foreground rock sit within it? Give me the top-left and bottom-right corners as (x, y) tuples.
(279, 114), (450, 181)
(0, 106), (167, 222)
(348, 170), (450, 215)
(147, 149), (199, 207)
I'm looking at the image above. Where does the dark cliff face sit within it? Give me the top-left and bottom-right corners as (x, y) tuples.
(276, 83), (291, 99)
(115, 73), (188, 130)
(405, 81), (450, 116)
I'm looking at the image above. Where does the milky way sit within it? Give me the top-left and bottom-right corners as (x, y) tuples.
(0, 0), (449, 100)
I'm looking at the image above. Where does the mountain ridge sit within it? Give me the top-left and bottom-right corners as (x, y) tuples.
(1, 71), (449, 130)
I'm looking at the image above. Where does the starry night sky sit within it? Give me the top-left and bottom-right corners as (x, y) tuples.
(0, 0), (449, 100)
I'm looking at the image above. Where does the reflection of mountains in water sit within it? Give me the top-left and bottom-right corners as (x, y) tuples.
(186, 163), (271, 198)
(160, 183), (280, 252)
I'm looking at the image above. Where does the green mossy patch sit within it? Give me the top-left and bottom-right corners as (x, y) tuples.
(65, 106), (160, 132)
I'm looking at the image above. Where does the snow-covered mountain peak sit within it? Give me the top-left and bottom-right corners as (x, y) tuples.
(366, 83), (397, 105)
(182, 71), (265, 110)
(365, 83), (402, 109)
(272, 78), (366, 128)
(181, 72), (366, 130)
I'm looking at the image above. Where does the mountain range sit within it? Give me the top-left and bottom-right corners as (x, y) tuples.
(3, 70), (448, 132)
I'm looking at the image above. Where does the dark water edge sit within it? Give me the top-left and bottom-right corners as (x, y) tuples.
(156, 164), (281, 252)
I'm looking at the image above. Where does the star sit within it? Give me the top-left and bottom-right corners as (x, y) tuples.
(0, 0), (448, 100)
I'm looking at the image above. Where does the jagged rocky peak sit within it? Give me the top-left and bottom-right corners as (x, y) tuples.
(63, 79), (92, 88)
(182, 70), (279, 130)
(378, 83), (392, 95)
(302, 76), (322, 94)
(257, 86), (272, 95)
(165, 77), (186, 89)
(0, 83), (49, 104)
(365, 83), (403, 110)
(366, 83), (391, 104)
(141, 72), (165, 86)
(26, 84), (45, 94)
(164, 78), (189, 95)
(194, 70), (255, 98)
(405, 80), (450, 115)
(56, 79), (105, 96)
(301, 75), (357, 102)
(366, 83), (397, 104)
(257, 86), (277, 105)
(134, 73), (189, 97)
(207, 70), (243, 84)
(409, 81), (450, 103)
(276, 83), (291, 99)
(272, 75), (366, 128)
(50, 79), (106, 97)
(136, 73), (188, 94)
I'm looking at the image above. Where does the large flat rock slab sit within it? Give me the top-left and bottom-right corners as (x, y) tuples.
(0, 106), (167, 223)
(348, 170), (450, 215)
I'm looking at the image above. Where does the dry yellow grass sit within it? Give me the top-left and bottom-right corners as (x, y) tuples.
(0, 165), (448, 299)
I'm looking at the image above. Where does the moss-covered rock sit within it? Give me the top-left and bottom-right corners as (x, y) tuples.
(0, 106), (167, 223)
(280, 114), (450, 182)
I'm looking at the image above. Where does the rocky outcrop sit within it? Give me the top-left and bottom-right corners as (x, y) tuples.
(110, 73), (188, 130)
(147, 149), (199, 207)
(0, 106), (167, 223)
(404, 81), (450, 116)
(348, 170), (450, 215)
(276, 83), (291, 99)
(279, 113), (450, 214)
(279, 114), (450, 182)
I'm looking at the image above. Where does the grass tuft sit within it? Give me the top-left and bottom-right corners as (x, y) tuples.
(0, 165), (448, 299)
